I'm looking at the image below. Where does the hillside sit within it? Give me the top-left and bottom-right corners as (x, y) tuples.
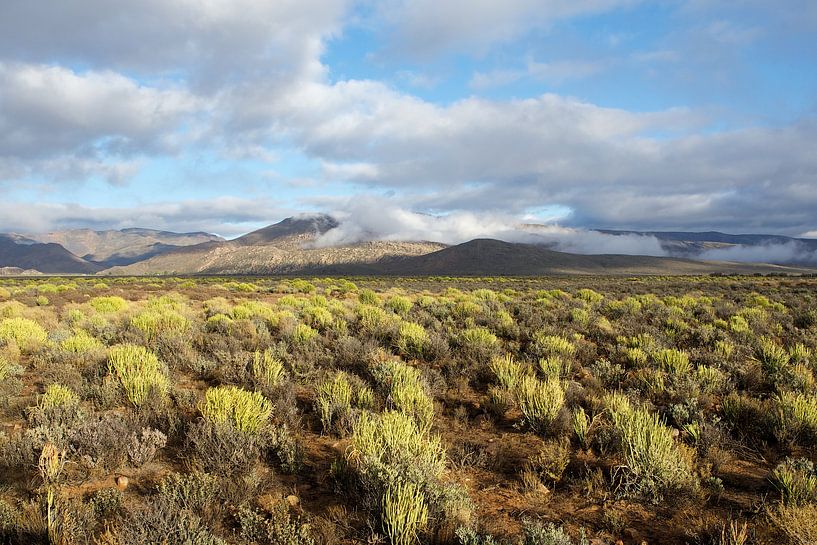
(30, 228), (224, 267)
(374, 239), (816, 276)
(0, 235), (102, 274)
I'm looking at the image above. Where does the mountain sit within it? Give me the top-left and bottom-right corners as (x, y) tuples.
(0, 235), (102, 274)
(29, 228), (224, 267)
(373, 239), (814, 276)
(598, 230), (817, 262)
(234, 214), (339, 247)
(103, 215), (446, 275)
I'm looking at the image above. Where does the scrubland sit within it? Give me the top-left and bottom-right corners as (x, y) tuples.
(0, 274), (816, 545)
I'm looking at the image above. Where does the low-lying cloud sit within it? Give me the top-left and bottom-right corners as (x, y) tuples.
(312, 198), (667, 256)
(699, 242), (817, 265)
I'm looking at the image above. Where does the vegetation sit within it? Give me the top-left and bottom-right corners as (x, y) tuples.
(0, 274), (815, 544)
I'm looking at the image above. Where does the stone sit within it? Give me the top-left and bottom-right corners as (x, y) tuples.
(115, 475), (129, 491)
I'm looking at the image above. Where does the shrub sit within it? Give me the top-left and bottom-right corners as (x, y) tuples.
(517, 376), (565, 435)
(38, 384), (79, 410)
(386, 295), (413, 316)
(382, 481), (429, 545)
(347, 410), (446, 490)
(653, 349), (691, 375)
(605, 393), (696, 500)
(372, 360), (434, 432)
(316, 372), (353, 434)
(131, 308), (189, 340)
(90, 296), (129, 313)
(572, 407), (591, 448)
(0, 317), (47, 351)
(768, 503), (817, 545)
(358, 288), (380, 306)
(490, 354), (527, 390)
(771, 458), (817, 506)
(290, 323), (318, 345)
(238, 500), (316, 545)
(200, 386), (272, 434)
(252, 349), (287, 388)
(539, 356), (572, 380)
(532, 334), (576, 359)
(775, 392), (817, 445)
(460, 327), (498, 351)
(395, 321), (429, 358)
(755, 337), (790, 379)
(59, 330), (103, 354)
(108, 344), (169, 406)
(127, 428), (168, 467)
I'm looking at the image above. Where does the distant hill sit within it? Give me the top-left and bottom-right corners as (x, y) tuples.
(372, 239), (814, 276)
(234, 214), (339, 247)
(3, 216), (816, 276)
(29, 228), (224, 267)
(597, 229), (817, 262)
(104, 215), (446, 275)
(0, 235), (102, 274)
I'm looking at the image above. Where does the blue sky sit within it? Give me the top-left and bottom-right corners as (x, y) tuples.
(0, 0), (815, 238)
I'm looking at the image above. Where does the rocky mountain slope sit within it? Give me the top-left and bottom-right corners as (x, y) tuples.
(30, 228), (224, 267)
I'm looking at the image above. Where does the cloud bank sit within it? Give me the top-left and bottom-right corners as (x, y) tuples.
(313, 198), (667, 256)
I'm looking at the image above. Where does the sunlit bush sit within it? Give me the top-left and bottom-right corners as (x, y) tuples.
(108, 344), (169, 406)
(0, 317), (47, 352)
(200, 385), (272, 435)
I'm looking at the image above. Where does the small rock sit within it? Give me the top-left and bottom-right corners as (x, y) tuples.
(286, 495), (300, 508)
(115, 475), (129, 491)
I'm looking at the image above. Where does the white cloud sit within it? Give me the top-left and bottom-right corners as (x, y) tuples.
(368, 0), (642, 57)
(0, 197), (292, 238)
(0, 62), (201, 183)
(313, 196), (666, 256)
(470, 59), (606, 89)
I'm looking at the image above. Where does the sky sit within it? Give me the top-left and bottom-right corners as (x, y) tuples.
(0, 0), (816, 239)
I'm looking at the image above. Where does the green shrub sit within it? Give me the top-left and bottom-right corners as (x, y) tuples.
(382, 481), (428, 545)
(131, 308), (189, 340)
(653, 349), (691, 375)
(290, 323), (318, 344)
(108, 344), (169, 406)
(60, 330), (103, 354)
(252, 349), (287, 388)
(200, 386), (272, 434)
(0, 317), (47, 351)
(347, 410), (445, 488)
(771, 458), (817, 506)
(756, 337), (790, 380)
(358, 289), (380, 305)
(373, 360), (434, 433)
(532, 334), (576, 359)
(316, 372), (353, 434)
(460, 327), (498, 351)
(386, 295), (413, 315)
(517, 376), (565, 435)
(39, 384), (79, 410)
(490, 354), (527, 390)
(775, 392), (817, 445)
(395, 321), (429, 358)
(605, 393), (696, 500)
(539, 356), (572, 380)
(90, 296), (129, 313)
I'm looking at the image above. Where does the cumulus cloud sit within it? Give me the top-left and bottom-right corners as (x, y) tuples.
(0, 198), (291, 238)
(312, 197), (666, 256)
(367, 0), (642, 58)
(0, 62), (201, 183)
